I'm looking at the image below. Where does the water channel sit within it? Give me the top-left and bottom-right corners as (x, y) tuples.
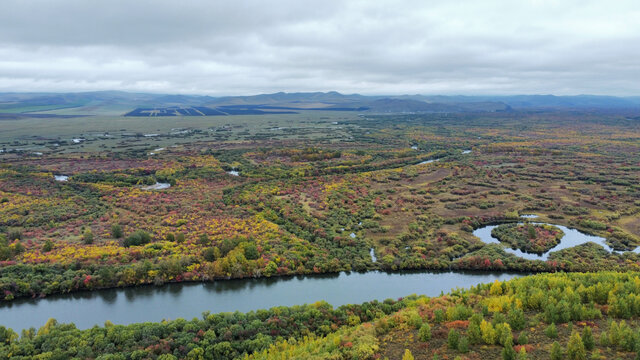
(0, 270), (521, 332)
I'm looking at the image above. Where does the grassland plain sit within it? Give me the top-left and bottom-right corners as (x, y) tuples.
(1, 111), (640, 302)
(1, 109), (640, 358)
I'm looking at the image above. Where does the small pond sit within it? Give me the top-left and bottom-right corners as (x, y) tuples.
(142, 182), (171, 190)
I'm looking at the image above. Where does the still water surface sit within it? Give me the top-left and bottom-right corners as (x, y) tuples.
(473, 221), (640, 260)
(0, 270), (521, 332)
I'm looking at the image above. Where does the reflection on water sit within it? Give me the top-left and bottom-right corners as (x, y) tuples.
(0, 270), (522, 332)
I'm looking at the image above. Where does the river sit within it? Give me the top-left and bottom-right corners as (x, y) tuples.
(473, 220), (640, 260)
(0, 270), (521, 332)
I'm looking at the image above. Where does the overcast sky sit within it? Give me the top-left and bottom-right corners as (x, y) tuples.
(1, 0), (639, 96)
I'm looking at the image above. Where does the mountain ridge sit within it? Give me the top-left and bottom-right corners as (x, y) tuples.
(1, 91), (639, 116)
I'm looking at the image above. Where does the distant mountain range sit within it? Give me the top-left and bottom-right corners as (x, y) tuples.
(0, 90), (639, 117)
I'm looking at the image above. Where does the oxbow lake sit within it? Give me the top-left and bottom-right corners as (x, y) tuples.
(473, 221), (640, 260)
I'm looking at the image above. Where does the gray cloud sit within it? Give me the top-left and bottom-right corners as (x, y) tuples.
(1, 0), (639, 95)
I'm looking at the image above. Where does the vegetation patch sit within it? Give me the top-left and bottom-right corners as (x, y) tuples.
(491, 223), (564, 254)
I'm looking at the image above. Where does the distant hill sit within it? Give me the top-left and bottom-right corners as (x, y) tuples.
(124, 106), (298, 117)
(1, 91), (639, 117)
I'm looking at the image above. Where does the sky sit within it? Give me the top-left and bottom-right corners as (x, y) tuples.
(1, 0), (639, 96)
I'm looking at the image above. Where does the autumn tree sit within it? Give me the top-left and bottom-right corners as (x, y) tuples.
(567, 332), (586, 360)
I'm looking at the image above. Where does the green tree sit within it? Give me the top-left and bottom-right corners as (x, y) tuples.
(496, 322), (513, 346)
(545, 323), (558, 339)
(550, 342), (564, 360)
(468, 319), (482, 344)
(203, 247), (220, 262)
(157, 355), (177, 360)
(198, 234), (209, 245)
(123, 230), (151, 247)
(83, 228), (94, 244)
(448, 329), (460, 349)
(110, 224), (123, 239)
(186, 347), (204, 360)
(418, 323), (431, 341)
(244, 243), (259, 260)
(0, 326), (18, 345)
(42, 239), (54, 252)
(517, 332), (528, 345)
(508, 308), (526, 331)
(582, 326), (594, 351)
(567, 331), (586, 360)
(264, 261), (278, 277)
(502, 338), (517, 360)
(458, 336), (469, 353)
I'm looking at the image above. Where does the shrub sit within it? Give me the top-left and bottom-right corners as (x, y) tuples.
(110, 224), (123, 239)
(458, 336), (469, 353)
(468, 313), (483, 344)
(496, 323), (513, 346)
(418, 323), (431, 341)
(517, 347), (527, 360)
(7, 230), (21, 241)
(203, 247), (220, 262)
(123, 230), (151, 247)
(83, 229), (94, 244)
(481, 320), (497, 345)
(42, 239), (53, 252)
(244, 244), (259, 260)
(508, 308), (526, 331)
(447, 329), (460, 349)
(517, 332), (528, 345)
(402, 349), (414, 360)
(447, 304), (473, 321)
(198, 234), (209, 245)
(502, 338), (517, 360)
(545, 323), (558, 339)
(582, 326), (594, 351)
(550, 342), (563, 360)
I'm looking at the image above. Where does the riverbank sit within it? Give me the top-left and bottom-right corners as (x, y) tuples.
(0, 269), (523, 332)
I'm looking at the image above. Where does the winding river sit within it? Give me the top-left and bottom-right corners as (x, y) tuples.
(3, 209), (633, 333)
(0, 270), (521, 332)
(473, 219), (640, 260)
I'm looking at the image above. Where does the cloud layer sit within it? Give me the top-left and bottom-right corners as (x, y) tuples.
(1, 0), (639, 95)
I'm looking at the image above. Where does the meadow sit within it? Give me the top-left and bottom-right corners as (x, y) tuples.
(1, 110), (640, 300)
(1, 109), (640, 358)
